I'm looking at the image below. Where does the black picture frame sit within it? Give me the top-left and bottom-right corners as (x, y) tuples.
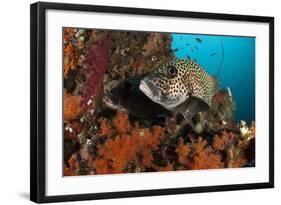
(30, 2), (274, 203)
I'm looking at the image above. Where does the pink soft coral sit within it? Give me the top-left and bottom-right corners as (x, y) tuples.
(82, 32), (109, 108)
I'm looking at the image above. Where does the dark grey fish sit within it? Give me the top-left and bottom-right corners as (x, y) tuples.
(174, 48), (179, 52)
(186, 43), (189, 46)
(210, 53), (217, 56)
(104, 77), (172, 119)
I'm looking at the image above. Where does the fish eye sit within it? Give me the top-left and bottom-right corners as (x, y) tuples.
(167, 65), (177, 77)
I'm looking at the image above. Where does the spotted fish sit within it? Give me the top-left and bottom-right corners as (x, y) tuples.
(139, 59), (219, 129)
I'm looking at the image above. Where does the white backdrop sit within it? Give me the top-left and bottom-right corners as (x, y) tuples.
(0, 0), (279, 204)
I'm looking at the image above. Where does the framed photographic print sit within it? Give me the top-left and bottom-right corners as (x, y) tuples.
(30, 2), (274, 203)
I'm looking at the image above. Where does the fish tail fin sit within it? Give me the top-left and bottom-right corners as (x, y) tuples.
(216, 39), (224, 78)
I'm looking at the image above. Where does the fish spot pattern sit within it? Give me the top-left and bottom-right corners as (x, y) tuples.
(150, 59), (218, 105)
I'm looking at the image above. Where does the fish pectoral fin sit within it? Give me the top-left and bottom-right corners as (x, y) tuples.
(181, 97), (210, 130)
(182, 112), (195, 130)
(187, 97), (210, 117)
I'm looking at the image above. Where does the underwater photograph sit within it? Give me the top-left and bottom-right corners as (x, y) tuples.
(63, 28), (256, 176)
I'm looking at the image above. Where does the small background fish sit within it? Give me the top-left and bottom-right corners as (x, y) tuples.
(170, 34), (255, 122)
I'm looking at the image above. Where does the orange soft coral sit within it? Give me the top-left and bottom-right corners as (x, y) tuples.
(176, 137), (224, 170)
(91, 111), (165, 174)
(212, 129), (252, 168)
(112, 111), (131, 134)
(189, 137), (224, 169)
(64, 91), (82, 121)
(213, 131), (235, 151)
(63, 29), (79, 78)
(63, 28), (89, 79)
(64, 113), (254, 176)
(176, 138), (191, 164)
(99, 118), (113, 137)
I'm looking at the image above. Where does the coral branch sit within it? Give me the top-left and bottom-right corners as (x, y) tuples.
(176, 137), (224, 170)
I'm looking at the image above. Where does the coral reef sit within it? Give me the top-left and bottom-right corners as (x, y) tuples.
(64, 112), (167, 175)
(63, 111), (255, 176)
(194, 89), (236, 133)
(91, 112), (165, 174)
(176, 137), (224, 170)
(103, 31), (173, 95)
(63, 27), (256, 176)
(63, 28), (90, 79)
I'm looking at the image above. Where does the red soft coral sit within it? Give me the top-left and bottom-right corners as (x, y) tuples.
(82, 32), (109, 109)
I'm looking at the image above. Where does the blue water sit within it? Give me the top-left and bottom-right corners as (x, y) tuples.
(171, 34), (255, 122)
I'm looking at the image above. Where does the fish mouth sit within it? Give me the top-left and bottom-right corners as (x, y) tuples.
(103, 96), (118, 109)
(103, 96), (126, 111)
(139, 79), (163, 102)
